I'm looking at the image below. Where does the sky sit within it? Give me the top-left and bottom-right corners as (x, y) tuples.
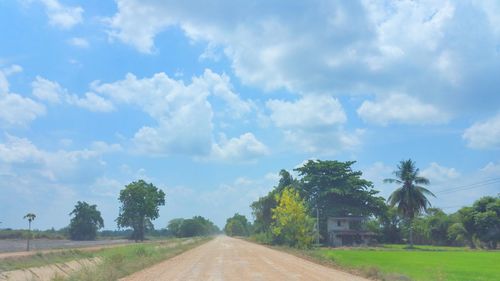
(0, 0), (499, 230)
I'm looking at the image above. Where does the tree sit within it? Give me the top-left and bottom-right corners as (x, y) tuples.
(384, 159), (435, 248)
(177, 216), (219, 237)
(295, 160), (385, 243)
(116, 180), (166, 241)
(23, 213), (36, 251)
(224, 213), (251, 236)
(271, 187), (314, 248)
(167, 218), (185, 237)
(251, 169), (298, 235)
(68, 201), (104, 241)
(456, 196), (500, 249)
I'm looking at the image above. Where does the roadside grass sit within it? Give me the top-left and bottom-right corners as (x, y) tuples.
(63, 237), (211, 281)
(316, 245), (500, 281)
(0, 249), (94, 272)
(0, 237), (210, 280)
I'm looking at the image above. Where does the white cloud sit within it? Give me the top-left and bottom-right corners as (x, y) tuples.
(463, 113), (500, 149)
(0, 134), (121, 181)
(266, 95), (361, 154)
(0, 66), (45, 127)
(32, 76), (65, 104)
(32, 76), (114, 112)
(40, 0), (83, 29)
(106, 0), (173, 53)
(105, 0), (500, 117)
(66, 92), (115, 112)
(209, 133), (269, 162)
(67, 37), (89, 48)
(357, 94), (450, 125)
(266, 95), (346, 129)
(421, 162), (460, 185)
(93, 69), (260, 160)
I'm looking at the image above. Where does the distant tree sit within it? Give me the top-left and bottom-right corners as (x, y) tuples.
(456, 196), (500, 249)
(68, 201), (104, 241)
(178, 216), (219, 237)
(379, 206), (404, 243)
(116, 180), (166, 241)
(167, 218), (185, 237)
(224, 213), (251, 236)
(295, 160), (385, 243)
(385, 159), (435, 248)
(271, 187), (314, 248)
(23, 213), (36, 251)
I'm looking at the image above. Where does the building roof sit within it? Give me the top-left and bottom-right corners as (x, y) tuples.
(328, 216), (366, 220)
(329, 230), (376, 236)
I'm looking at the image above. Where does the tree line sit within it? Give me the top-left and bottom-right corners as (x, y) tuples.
(15, 179), (220, 245)
(226, 159), (499, 249)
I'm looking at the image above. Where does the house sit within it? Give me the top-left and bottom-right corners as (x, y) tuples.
(327, 216), (375, 247)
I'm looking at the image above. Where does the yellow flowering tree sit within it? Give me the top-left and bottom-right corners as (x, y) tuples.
(271, 187), (314, 248)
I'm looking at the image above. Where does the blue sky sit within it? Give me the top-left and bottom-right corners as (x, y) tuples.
(1, 0), (499, 230)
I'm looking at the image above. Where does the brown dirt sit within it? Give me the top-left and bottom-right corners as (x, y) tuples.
(121, 236), (370, 281)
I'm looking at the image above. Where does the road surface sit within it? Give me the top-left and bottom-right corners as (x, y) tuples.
(122, 236), (369, 281)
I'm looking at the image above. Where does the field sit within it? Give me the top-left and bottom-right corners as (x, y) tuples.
(315, 245), (500, 281)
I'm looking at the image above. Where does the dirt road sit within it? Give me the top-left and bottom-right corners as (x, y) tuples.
(122, 236), (369, 281)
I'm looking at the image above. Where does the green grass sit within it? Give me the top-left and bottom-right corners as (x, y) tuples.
(64, 237), (211, 281)
(316, 245), (500, 281)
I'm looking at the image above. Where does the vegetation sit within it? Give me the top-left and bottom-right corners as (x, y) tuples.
(64, 237), (210, 281)
(384, 159), (435, 247)
(69, 201), (104, 241)
(316, 246), (500, 281)
(224, 213), (251, 237)
(455, 196), (500, 249)
(23, 212), (36, 251)
(271, 187), (314, 248)
(167, 216), (219, 237)
(116, 180), (166, 241)
(0, 237), (209, 278)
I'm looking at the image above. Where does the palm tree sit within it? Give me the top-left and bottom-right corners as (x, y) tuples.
(384, 159), (435, 248)
(23, 213), (36, 251)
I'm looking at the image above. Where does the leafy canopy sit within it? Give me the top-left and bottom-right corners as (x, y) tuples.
(116, 180), (165, 241)
(69, 201), (104, 241)
(272, 187), (314, 248)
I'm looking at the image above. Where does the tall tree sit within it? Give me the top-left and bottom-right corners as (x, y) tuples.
(384, 159), (435, 248)
(68, 201), (104, 241)
(23, 213), (36, 251)
(116, 180), (166, 241)
(295, 160), (385, 243)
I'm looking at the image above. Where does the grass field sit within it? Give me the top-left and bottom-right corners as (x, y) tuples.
(316, 245), (500, 281)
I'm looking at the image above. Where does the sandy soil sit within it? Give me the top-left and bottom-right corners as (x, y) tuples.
(0, 240), (131, 260)
(121, 236), (369, 281)
(0, 257), (100, 281)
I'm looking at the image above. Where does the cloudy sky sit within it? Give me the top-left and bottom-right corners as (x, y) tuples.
(1, 0), (499, 230)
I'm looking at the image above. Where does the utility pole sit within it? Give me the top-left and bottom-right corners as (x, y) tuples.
(316, 202), (320, 245)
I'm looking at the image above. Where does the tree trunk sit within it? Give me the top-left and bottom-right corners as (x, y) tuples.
(409, 219), (414, 248)
(26, 221), (31, 251)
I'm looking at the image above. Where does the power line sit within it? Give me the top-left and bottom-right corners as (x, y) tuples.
(433, 177), (500, 194)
